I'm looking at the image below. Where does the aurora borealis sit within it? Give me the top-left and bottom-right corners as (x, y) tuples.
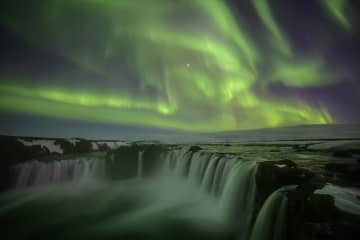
(0, 0), (359, 133)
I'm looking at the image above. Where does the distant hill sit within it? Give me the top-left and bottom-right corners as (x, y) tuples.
(206, 124), (360, 143)
(1, 124), (360, 144)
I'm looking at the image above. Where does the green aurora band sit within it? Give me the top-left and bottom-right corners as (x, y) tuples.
(322, 0), (352, 31)
(0, 0), (352, 132)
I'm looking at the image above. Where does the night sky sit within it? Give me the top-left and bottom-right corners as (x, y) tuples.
(0, 0), (359, 136)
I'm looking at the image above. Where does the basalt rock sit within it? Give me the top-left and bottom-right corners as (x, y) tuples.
(284, 179), (360, 240)
(106, 144), (143, 179)
(189, 146), (202, 152)
(332, 150), (353, 158)
(325, 162), (360, 182)
(105, 144), (167, 179)
(0, 136), (50, 191)
(300, 193), (360, 240)
(303, 222), (360, 240)
(141, 144), (167, 177)
(54, 138), (93, 154)
(255, 160), (315, 216)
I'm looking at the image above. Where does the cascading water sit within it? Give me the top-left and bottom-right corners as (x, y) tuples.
(137, 150), (144, 179)
(2, 146), (290, 240)
(250, 186), (294, 240)
(161, 147), (259, 240)
(12, 157), (105, 188)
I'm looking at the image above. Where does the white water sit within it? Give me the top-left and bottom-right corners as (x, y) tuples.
(13, 158), (105, 189)
(137, 150), (144, 179)
(250, 186), (295, 240)
(161, 147), (258, 239)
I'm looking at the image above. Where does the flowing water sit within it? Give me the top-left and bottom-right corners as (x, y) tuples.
(0, 146), (291, 240)
(250, 187), (294, 240)
(137, 150), (144, 179)
(12, 157), (106, 189)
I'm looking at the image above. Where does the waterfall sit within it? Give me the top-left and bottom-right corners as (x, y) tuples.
(220, 160), (258, 240)
(13, 158), (105, 188)
(3, 145), (308, 240)
(137, 150), (144, 179)
(161, 147), (258, 239)
(250, 187), (293, 240)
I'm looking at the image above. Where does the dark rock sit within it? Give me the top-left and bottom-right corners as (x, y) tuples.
(283, 179), (326, 240)
(325, 163), (360, 181)
(256, 160), (313, 198)
(106, 144), (142, 180)
(333, 151), (352, 158)
(142, 145), (167, 177)
(189, 146), (202, 152)
(306, 193), (360, 223)
(268, 159), (298, 167)
(300, 193), (360, 240)
(304, 222), (360, 240)
(254, 160), (316, 225)
(61, 138), (93, 154)
(268, 148), (281, 152)
(54, 139), (74, 154)
(305, 194), (338, 222)
(293, 144), (311, 152)
(96, 142), (111, 151)
(73, 138), (92, 153)
(0, 135), (57, 191)
(55, 138), (94, 154)
(286, 183), (360, 240)
(105, 144), (168, 179)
